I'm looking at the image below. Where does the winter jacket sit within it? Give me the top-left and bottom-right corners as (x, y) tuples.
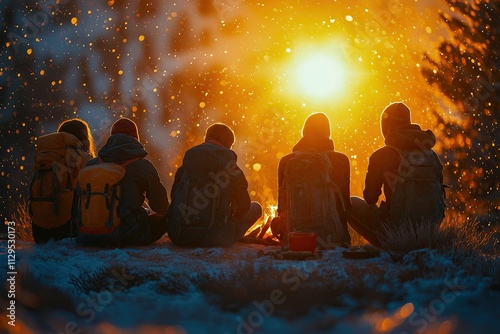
(167, 140), (251, 246)
(277, 135), (352, 244)
(77, 134), (169, 246)
(363, 124), (444, 218)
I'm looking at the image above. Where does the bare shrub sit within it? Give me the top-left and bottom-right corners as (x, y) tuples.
(437, 218), (496, 260)
(10, 200), (34, 242)
(378, 219), (440, 261)
(437, 219), (497, 276)
(154, 273), (192, 295)
(70, 266), (137, 293)
(378, 217), (497, 265)
(197, 261), (394, 317)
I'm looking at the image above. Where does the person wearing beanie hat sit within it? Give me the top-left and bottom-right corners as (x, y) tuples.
(167, 123), (262, 247)
(380, 102), (411, 138)
(77, 118), (168, 247)
(110, 117), (140, 141)
(348, 102), (445, 248)
(302, 112), (331, 138)
(272, 112), (352, 246)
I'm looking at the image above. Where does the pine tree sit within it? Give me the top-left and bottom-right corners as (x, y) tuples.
(422, 0), (499, 220)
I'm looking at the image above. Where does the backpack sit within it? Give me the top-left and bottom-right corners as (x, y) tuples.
(77, 158), (137, 235)
(29, 132), (90, 229)
(388, 147), (445, 225)
(170, 172), (231, 230)
(168, 148), (235, 235)
(283, 151), (345, 248)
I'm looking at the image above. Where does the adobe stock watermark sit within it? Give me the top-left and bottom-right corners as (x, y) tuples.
(462, 71), (498, 113)
(400, 277), (465, 334)
(179, 159), (243, 225)
(33, 138), (88, 193)
(243, 116), (276, 165)
(380, 135), (446, 223)
(226, 263), (319, 334)
(233, 227), (377, 334)
(5, 221), (17, 327)
(341, 0), (405, 62)
(51, 267), (136, 334)
(213, 0), (243, 22)
(7, 0), (72, 54)
(383, 135), (439, 192)
(93, 63), (167, 147)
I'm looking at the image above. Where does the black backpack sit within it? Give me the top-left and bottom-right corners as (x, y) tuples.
(283, 151), (345, 247)
(388, 147), (445, 225)
(168, 154), (233, 231)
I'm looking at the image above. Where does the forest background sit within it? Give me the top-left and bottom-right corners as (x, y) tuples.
(1, 0), (498, 230)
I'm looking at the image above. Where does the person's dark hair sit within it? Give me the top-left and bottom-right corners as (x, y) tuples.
(204, 123), (235, 149)
(58, 118), (96, 157)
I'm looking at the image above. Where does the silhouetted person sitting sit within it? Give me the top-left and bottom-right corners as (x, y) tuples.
(77, 118), (169, 247)
(349, 102), (445, 248)
(167, 123), (262, 247)
(30, 118), (95, 244)
(271, 112), (352, 247)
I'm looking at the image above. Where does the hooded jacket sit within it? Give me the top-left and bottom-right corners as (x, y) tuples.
(277, 135), (352, 243)
(170, 140), (251, 217)
(79, 134), (168, 245)
(363, 124), (444, 215)
(167, 140), (251, 246)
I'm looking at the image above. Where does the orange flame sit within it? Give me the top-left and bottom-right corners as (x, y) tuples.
(246, 203), (278, 239)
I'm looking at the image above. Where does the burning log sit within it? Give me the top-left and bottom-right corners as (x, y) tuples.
(243, 203), (279, 244)
(239, 236), (280, 246)
(257, 216), (273, 239)
(246, 225), (261, 238)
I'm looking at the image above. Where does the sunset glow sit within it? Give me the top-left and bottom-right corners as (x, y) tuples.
(295, 53), (346, 100)
(1, 0), (498, 332)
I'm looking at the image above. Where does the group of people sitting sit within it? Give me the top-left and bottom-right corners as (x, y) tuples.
(28, 101), (446, 250)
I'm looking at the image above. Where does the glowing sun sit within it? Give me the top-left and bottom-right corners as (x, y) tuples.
(295, 54), (346, 100)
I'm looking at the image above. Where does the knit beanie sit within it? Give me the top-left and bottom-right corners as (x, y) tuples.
(205, 123), (235, 149)
(302, 112), (331, 138)
(381, 102), (411, 138)
(110, 118), (139, 140)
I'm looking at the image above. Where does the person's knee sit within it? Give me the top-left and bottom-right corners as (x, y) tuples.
(350, 196), (381, 213)
(349, 196), (364, 220)
(350, 196), (367, 208)
(250, 201), (263, 217)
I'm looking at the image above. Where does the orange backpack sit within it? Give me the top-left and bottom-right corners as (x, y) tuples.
(78, 158), (138, 235)
(29, 132), (91, 229)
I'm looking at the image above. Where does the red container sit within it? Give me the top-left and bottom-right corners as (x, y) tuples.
(288, 231), (316, 254)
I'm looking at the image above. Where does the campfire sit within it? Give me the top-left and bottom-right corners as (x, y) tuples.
(244, 204), (279, 244)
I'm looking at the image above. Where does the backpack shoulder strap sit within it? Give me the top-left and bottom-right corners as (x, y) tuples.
(97, 156), (140, 167)
(386, 144), (403, 156)
(122, 157), (140, 167)
(319, 151), (349, 212)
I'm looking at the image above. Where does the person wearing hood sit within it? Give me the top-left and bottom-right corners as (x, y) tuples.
(167, 123), (262, 247)
(77, 118), (169, 247)
(273, 112), (352, 246)
(348, 102), (445, 247)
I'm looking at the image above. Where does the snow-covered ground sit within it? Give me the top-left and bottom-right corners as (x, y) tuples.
(1, 237), (499, 334)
